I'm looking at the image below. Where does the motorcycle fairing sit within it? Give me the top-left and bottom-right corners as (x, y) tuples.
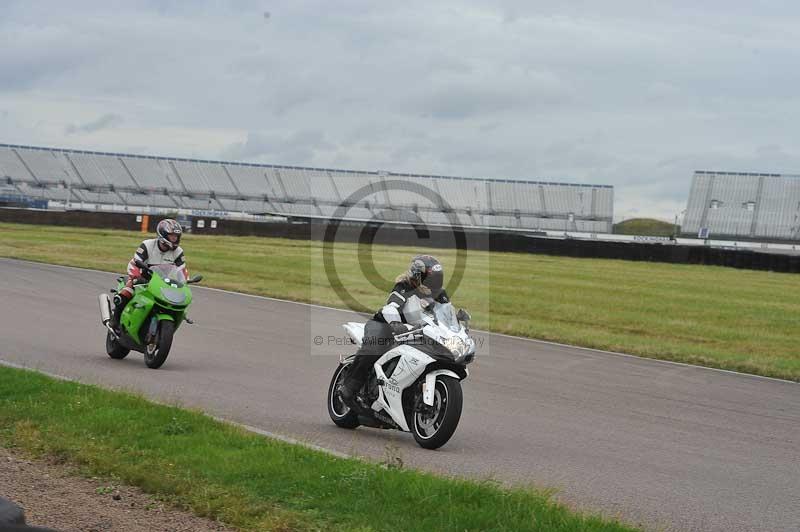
(371, 345), (436, 431)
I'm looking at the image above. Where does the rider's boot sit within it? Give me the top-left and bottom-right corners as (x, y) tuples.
(109, 294), (125, 334)
(337, 374), (366, 413)
(337, 381), (358, 410)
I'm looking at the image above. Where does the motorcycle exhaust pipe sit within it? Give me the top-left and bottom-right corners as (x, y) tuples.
(98, 293), (111, 324)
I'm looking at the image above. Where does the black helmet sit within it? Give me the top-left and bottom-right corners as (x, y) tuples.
(156, 218), (182, 250)
(408, 255), (444, 295)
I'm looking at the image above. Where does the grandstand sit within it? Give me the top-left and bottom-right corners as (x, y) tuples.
(683, 171), (800, 242)
(0, 143), (614, 233)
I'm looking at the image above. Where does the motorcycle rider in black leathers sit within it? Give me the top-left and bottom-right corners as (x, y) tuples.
(338, 255), (449, 410)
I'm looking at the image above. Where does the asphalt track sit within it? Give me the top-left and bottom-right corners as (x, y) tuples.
(1, 258), (798, 532)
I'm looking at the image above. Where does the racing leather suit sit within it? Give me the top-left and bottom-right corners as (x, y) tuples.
(341, 280), (450, 399)
(111, 239), (188, 326)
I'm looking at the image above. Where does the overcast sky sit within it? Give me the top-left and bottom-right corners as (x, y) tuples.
(2, 1), (799, 220)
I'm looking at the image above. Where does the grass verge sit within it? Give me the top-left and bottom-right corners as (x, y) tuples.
(613, 218), (676, 236)
(1, 222), (799, 381)
(0, 365), (638, 531)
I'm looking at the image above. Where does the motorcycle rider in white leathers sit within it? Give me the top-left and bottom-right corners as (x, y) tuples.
(109, 219), (188, 331)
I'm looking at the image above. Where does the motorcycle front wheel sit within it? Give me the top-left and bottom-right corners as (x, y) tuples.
(412, 376), (463, 450)
(144, 320), (174, 369)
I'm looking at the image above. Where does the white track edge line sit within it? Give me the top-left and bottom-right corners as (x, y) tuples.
(0, 358), (350, 459)
(2, 257), (796, 385)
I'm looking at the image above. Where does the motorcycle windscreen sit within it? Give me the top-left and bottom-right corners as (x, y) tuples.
(403, 295), (424, 325)
(433, 303), (461, 332)
(149, 264), (186, 286)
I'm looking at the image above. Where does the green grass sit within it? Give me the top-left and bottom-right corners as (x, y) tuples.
(613, 218), (676, 236)
(0, 365), (638, 531)
(1, 222), (799, 381)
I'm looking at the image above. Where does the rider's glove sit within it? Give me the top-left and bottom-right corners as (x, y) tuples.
(389, 321), (409, 336)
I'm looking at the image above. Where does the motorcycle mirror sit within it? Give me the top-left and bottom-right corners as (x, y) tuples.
(134, 259), (149, 271)
(187, 274), (203, 284)
(457, 308), (471, 322)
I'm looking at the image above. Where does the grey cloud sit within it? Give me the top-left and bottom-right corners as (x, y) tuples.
(65, 114), (124, 135)
(0, 24), (99, 91)
(3, 1), (800, 220)
(413, 71), (571, 120)
(222, 130), (335, 165)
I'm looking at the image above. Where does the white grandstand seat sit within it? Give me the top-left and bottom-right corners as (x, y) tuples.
(367, 173), (392, 206)
(216, 198), (269, 213)
(223, 165), (261, 196)
(0, 146), (37, 181)
(215, 198), (236, 211)
(702, 174), (760, 237)
(487, 181), (516, 213)
(329, 172), (368, 201)
(437, 210), (472, 226)
(316, 204), (340, 218)
(330, 172), (394, 208)
(94, 156), (140, 188)
(755, 176), (800, 240)
(594, 187), (614, 219)
(511, 181), (543, 215)
(57, 188), (86, 202)
(2, 144), (616, 234)
(276, 168), (312, 200)
(117, 157), (170, 190)
(121, 192), (177, 208)
(33, 187), (69, 202)
(682, 174), (710, 234)
(65, 153), (113, 186)
(535, 218), (564, 231)
(226, 165), (278, 198)
(339, 206), (374, 220)
(77, 191), (124, 205)
(272, 202), (311, 216)
(543, 185), (567, 215)
(384, 175), (437, 208)
(263, 167), (290, 200)
(562, 187), (578, 215)
(378, 208), (416, 223)
(471, 212), (487, 226)
(481, 214), (517, 228)
(570, 188), (590, 218)
(15, 148), (71, 184)
(434, 178), (480, 210)
(195, 161), (237, 195)
(519, 217), (543, 230)
(171, 161), (212, 193)
(179, 197), (218, 210)
(241, 199), (272, 213)
(303, 168), (339, 202)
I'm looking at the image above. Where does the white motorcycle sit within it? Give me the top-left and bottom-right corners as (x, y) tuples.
(327, 295), (476, 449)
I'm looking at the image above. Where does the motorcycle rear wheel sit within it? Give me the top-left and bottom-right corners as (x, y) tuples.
(327, 363), (360, 429)
(105, 330), (130, 359)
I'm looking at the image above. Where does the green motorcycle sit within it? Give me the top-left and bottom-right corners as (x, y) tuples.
(98, 260), (202, 369)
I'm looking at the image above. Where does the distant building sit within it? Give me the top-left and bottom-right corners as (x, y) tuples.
(0, 143), (614, 233)
(683, 170), (800, 242)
